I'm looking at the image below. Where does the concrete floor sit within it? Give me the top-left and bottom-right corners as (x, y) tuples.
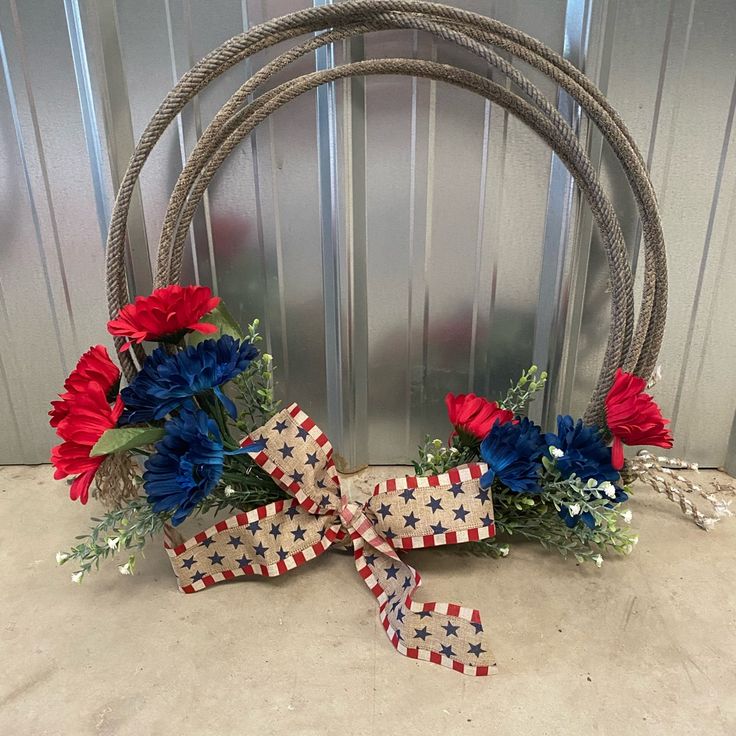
(1, 464), (735, 736)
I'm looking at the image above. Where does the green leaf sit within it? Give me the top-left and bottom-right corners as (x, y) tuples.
(188, 303), (245, 345)
(90, 427), (165, 457)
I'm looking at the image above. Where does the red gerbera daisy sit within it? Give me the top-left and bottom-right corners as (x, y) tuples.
(445, 392), (515, 442)
(107, 284), (220, 351)
(51, 382), (124, 504)
(49, 345), (121, 428)
(605, 368), (674, 469)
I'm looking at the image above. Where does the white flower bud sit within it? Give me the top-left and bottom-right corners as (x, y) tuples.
(549, 447), (564, 459)
(262, 353), (272, 363)
(118, 562), (133, 575)
(56, 551), (69, 565)
(568, 503), (581, 517)
(224, 484), (235, 497)
(592, 554), (603, 568)
(107, 537), (120, 550)
(71, 571), (83, 584)
(499, 544), (510, 557)
(426, 454), (434, 463)
(621, 509), (633, 523)
(600, 481), (616, 499)
(449, 447), (459, 455)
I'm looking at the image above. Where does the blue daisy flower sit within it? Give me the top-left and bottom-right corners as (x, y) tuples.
(143, 407), (225, 525)
(119, 335), (258, 425)
(479, 417), (546, 493)
(545, 415), (619, 484)
(142, 406), (262, 526)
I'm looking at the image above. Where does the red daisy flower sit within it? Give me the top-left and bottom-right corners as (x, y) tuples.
(107, 284), (221, 351)
(49, 345), (121, 428)
(51, 382), (124, 504)
(445, 392), (515, 442)
(605, 368), (674, 469)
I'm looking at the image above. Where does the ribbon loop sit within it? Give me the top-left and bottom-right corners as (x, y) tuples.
(165, 403), (497, 676)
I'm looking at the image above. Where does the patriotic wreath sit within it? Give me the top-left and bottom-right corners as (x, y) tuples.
(51, 285), (677, 675)
(53, 283), (676, 575)
(47, 2), (732, 675)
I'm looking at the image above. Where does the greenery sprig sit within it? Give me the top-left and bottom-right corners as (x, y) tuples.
(57, 496), (168, 582)
(232, 318), (280, 434)
(498, 364), (547, 414)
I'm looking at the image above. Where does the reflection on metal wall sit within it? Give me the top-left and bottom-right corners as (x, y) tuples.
(1, 0), (734, 467)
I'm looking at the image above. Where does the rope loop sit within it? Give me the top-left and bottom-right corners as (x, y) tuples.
(104, 0), (667, 430)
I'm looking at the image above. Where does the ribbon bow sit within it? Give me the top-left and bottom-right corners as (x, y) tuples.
(164, 404), (497, 676)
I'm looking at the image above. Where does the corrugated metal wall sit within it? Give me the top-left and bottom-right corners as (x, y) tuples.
(1, 0), (734, 467)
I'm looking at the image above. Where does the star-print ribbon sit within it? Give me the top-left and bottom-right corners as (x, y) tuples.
(164, 403), (497, 676)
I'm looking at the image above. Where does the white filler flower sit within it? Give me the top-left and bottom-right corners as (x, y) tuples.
(56, 551), (69, 565)
(70, 571), (83, 584)
(600, 481), (616, 499)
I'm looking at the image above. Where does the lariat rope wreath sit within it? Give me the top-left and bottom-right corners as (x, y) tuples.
(165, 404), (496, 675)
(52, 2), (736, 680)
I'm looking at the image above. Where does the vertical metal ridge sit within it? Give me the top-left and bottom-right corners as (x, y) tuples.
(533, 0), (590, 426)
(405, 69), (419, 452)
(314, 0), (344, 451)
(268, 128), (290, 386)
(64, 0), (110, 246)
(555, 0), (614, 417)
(183, 0), (218, 293)
(164, 0), (199, 285)
(671, 67), (736, 434)
(405, 30), (437, 450)
(629, 0), (677, 276)
(0, 13), (71, 372)
(657, 0), (696, 211)
(342, 35), (369, 466)
(482, 104), (508, 398)
(92, 0), (151, 296)
(468, 98), (492, 391)
(421, 77), (437, 406)
(241, 1), (274, 359)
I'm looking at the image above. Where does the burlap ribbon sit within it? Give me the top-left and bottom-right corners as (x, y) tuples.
(165, 404), (497, 675)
